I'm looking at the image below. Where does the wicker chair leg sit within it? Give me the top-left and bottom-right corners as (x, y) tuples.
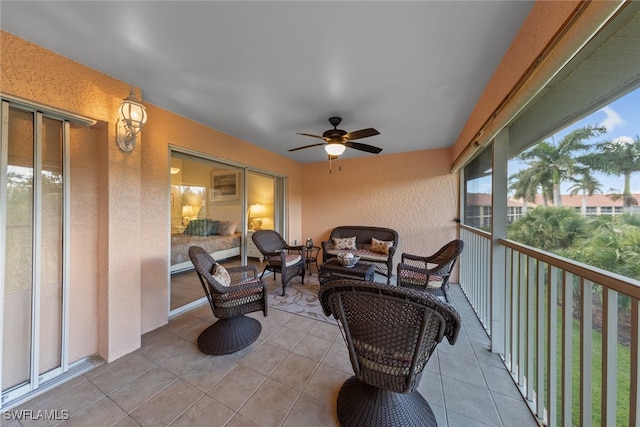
(336, 376), (437, 427)
(197, 315), (261, 355)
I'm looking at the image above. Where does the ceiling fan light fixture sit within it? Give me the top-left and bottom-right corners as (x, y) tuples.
(325, 142), (346, 156)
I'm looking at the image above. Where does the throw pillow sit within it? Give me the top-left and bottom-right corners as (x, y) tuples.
(217, 221), (230, 236)
(212, 263), (231, 286)
(370, 237), (393, 255)
(206, 220), (220, 236)
(427, 275), (444, 289)
(333, 236), (357, 250)
(184, 219), (211, 236)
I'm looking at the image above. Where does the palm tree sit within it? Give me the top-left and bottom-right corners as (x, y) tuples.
(579, 135), (640, 210)
(508, 168), (539, 214)
(507, 207), (586, 250)
(518, 125), (606, 207)
(567, 169), (602, 216)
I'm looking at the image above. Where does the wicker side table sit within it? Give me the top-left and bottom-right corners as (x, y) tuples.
(319, 258), (375, 285)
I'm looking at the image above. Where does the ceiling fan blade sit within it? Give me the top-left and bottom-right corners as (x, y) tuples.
(296, 132), (326, 140)
(344, 128), (379, 140)
(288, 142), (326, 152)
(346, 141), (383, 154)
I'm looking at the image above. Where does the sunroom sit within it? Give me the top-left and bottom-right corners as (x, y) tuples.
(0, 1), (639, 426)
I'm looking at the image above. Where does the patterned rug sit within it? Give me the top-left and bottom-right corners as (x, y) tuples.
(265, 275), (336, 324)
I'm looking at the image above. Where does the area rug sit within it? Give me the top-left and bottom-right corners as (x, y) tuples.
(265, 275), (336, 324)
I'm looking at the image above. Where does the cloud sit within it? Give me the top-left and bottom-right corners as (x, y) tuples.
(612, 136), (634, 146)
(599, 106), (624, 131)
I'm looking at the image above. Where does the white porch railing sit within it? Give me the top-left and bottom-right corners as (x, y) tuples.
(459, 225), (640, 427)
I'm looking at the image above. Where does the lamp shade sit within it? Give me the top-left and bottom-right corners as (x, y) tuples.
(325, 143), (346, 156)
(249, 204), (266, 217)
(182, 205), (194, 218)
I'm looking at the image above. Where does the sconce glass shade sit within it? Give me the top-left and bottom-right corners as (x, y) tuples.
(325, 142), (346, 156)
(117, 89), (148, 152)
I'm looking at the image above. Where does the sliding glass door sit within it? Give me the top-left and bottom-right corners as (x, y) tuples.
(1, 101), (68, 405)
(169, 149), (285, 315)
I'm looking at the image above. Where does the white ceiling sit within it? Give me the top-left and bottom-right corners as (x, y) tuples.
(1, 1), (534, 163)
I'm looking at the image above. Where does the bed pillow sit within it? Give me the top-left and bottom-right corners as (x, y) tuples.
(227, 220), (239, 235)
(212, 263), (231, 286)
(332, 236), (357, 250)
(207, 220), (220, 236)
(370, 237), (393, 255)
(216, 221), (230, 236)
(184, 219), (214, 236)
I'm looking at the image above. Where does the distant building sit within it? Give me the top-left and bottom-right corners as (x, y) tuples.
(531, 193), (640, 217)
(465, 193), (640, 228)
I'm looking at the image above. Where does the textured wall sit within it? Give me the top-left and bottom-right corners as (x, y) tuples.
(301, 148), (459, 278)
(140, 104), (303, 333)
(0, 31), (304, 362)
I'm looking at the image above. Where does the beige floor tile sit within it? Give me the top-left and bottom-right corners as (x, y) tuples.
(223, 338), (263, 364)
(208, 365), (267, 411)
(154, 341), (208, 377)
(7, 278), (540, 427)
(306, 320), (339, 342)
(237, 379), (299, 427)
(240, 342), (288, 376)
(170, 394), (234, 427)
(88, 354), (156, 394)
(112, 416), (141, 427)
(283, 315), (315, 333)
(321, 341), (352, 374)
(180, 355), (238, 392)
(291, 334), (332, 363)
(225, 413), (259, 427)
(130, 380), (202, 427)
(270, 353), (319, 391)
(282, 392), (339, 427)
(22, 380), (105, 425)
(15, 376), (90, 410)
(262, 307), (296, 326)
(264, 326), (305, 351)
(303, 364), (350, 401)
(63, 396), (127, 426)
(108, 366), (177, 413)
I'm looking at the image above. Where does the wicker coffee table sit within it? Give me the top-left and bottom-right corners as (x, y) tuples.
(319, 258), (375, 285)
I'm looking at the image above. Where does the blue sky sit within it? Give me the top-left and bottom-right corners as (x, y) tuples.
(508, 86), (640, 195)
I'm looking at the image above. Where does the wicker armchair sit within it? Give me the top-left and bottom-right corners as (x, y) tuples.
(188, 246), (267, 355)
(397, 239), (464, 302)
(319, 280), (461, 427)
(251, 230), (305, 296)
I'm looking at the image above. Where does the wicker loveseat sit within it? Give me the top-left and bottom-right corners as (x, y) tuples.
(321, 226), (399, 284)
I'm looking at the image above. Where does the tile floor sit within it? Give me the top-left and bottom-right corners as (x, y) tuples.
(7, 281), (540, 427)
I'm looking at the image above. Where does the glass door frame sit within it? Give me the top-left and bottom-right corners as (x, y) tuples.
(0, 97), (93, 407)
(168, 146), (286, 318)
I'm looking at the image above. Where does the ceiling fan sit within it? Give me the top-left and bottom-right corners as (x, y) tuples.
(289, 116), (382, 159)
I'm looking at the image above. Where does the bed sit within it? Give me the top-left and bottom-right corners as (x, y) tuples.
(171, 219), (241, 273)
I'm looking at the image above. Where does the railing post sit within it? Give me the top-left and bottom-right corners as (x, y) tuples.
(491, 129), (508, 354)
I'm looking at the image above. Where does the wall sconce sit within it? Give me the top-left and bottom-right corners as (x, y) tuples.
(182, 204), (194, 226)
(248, 203), (266, 230)
(117, 89), (148, 152)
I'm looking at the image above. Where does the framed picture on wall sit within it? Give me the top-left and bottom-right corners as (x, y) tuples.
(210, 170), (240, 201)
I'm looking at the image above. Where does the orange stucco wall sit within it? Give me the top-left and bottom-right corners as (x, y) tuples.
(0, 30), (303, 362)
(301, 148), (458, 275)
